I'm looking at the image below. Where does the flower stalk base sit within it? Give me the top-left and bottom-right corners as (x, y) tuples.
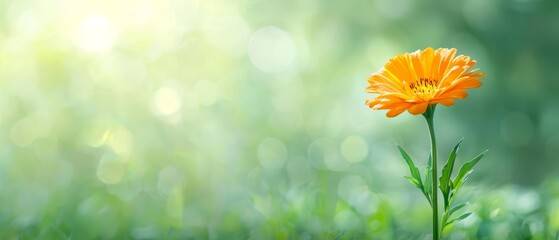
(424, 104), (439, 240)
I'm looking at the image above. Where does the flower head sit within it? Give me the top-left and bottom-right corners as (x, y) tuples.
(365, 47), (485, 117)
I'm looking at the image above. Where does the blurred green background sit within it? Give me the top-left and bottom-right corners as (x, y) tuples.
(0, 0), (558, 239)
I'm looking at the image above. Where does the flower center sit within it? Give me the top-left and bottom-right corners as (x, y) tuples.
(409, 78), (438, 95)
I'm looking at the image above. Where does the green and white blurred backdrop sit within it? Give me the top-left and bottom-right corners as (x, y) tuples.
(0, 0), (559, 239)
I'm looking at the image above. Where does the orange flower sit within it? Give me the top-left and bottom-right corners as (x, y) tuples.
(365, 47), (485, 117)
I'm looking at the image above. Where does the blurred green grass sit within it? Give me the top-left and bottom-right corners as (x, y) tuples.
(0, 0), (559, 239)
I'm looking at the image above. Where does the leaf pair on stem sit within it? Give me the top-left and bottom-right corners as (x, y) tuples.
(399, 139), (487, 236)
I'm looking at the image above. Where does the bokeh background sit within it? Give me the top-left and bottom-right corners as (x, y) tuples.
(0, 0), (558, 239)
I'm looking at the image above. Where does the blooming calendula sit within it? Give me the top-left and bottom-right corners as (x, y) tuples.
(365, 48), (485, 117)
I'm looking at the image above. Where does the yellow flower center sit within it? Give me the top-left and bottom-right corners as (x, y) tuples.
(409, 78), (438, 96)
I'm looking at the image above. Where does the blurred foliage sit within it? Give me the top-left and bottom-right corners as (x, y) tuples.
(0, 0), (558, 239)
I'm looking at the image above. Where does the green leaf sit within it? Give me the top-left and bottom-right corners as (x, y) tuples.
(398, 145), (423, 189)
(439, 139), (462, 192)
(441, 203), (468, 229)
(448, 203), (468, 219)
(439, 139), (463, 210)
(445, 212), (472, 227)
(404, 176), (421, 188)
(453, 150), (488, 194)
(398, 146), (431, 204)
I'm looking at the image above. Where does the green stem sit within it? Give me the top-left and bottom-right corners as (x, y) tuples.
(424, 104), (439, 240)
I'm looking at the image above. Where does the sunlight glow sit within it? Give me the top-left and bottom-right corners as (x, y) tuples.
(107, 128), (134, 157)
(74, 15), (117, 53)
(153, 87), (182, 116)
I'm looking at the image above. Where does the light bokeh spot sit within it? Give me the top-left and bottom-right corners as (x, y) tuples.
(97, 154), (127, 185)
(152, 87), (182, 116)
(74, 15), (117, 53)
(340, 135), (368, 163)
(507, 189), (541, 214)
(248, 26), (297, 74)
(106, 127), (135, 157)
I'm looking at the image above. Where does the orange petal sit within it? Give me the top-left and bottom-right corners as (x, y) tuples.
(365, 98), (380, 108)
(421, 47), (435, 79)
(454, 78), (482, 89)
(407, 102), (428, 115)
(441, 66), (467, 88)
(430, 48), (443, 80)
(440, 89), (468, 99)
(385, 57), (413, 85)
(372, 73), (406, 93)
(440, 55), (472, 87)
(376, 101), (412, 110)
(386, 106), (408, 118)
(437, 48), (457, 83)
(431, 98), (455, 106)
(398, 53), (417, 81)
(443, 73), (484, 91)
(410, 50), (425, 78)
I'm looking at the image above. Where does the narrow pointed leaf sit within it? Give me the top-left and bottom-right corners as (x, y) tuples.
(440, 139), (463, 210)
(439, 139), (462, 193)
(398, 146), (423, 188)
(448, 203), (468, 219)
(404, 176), (421, 188)
(453, 150), (488, 193)
(445, 212), (472, 227)
(442, 203), (468, 230)
(398, 146), (431, 204)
